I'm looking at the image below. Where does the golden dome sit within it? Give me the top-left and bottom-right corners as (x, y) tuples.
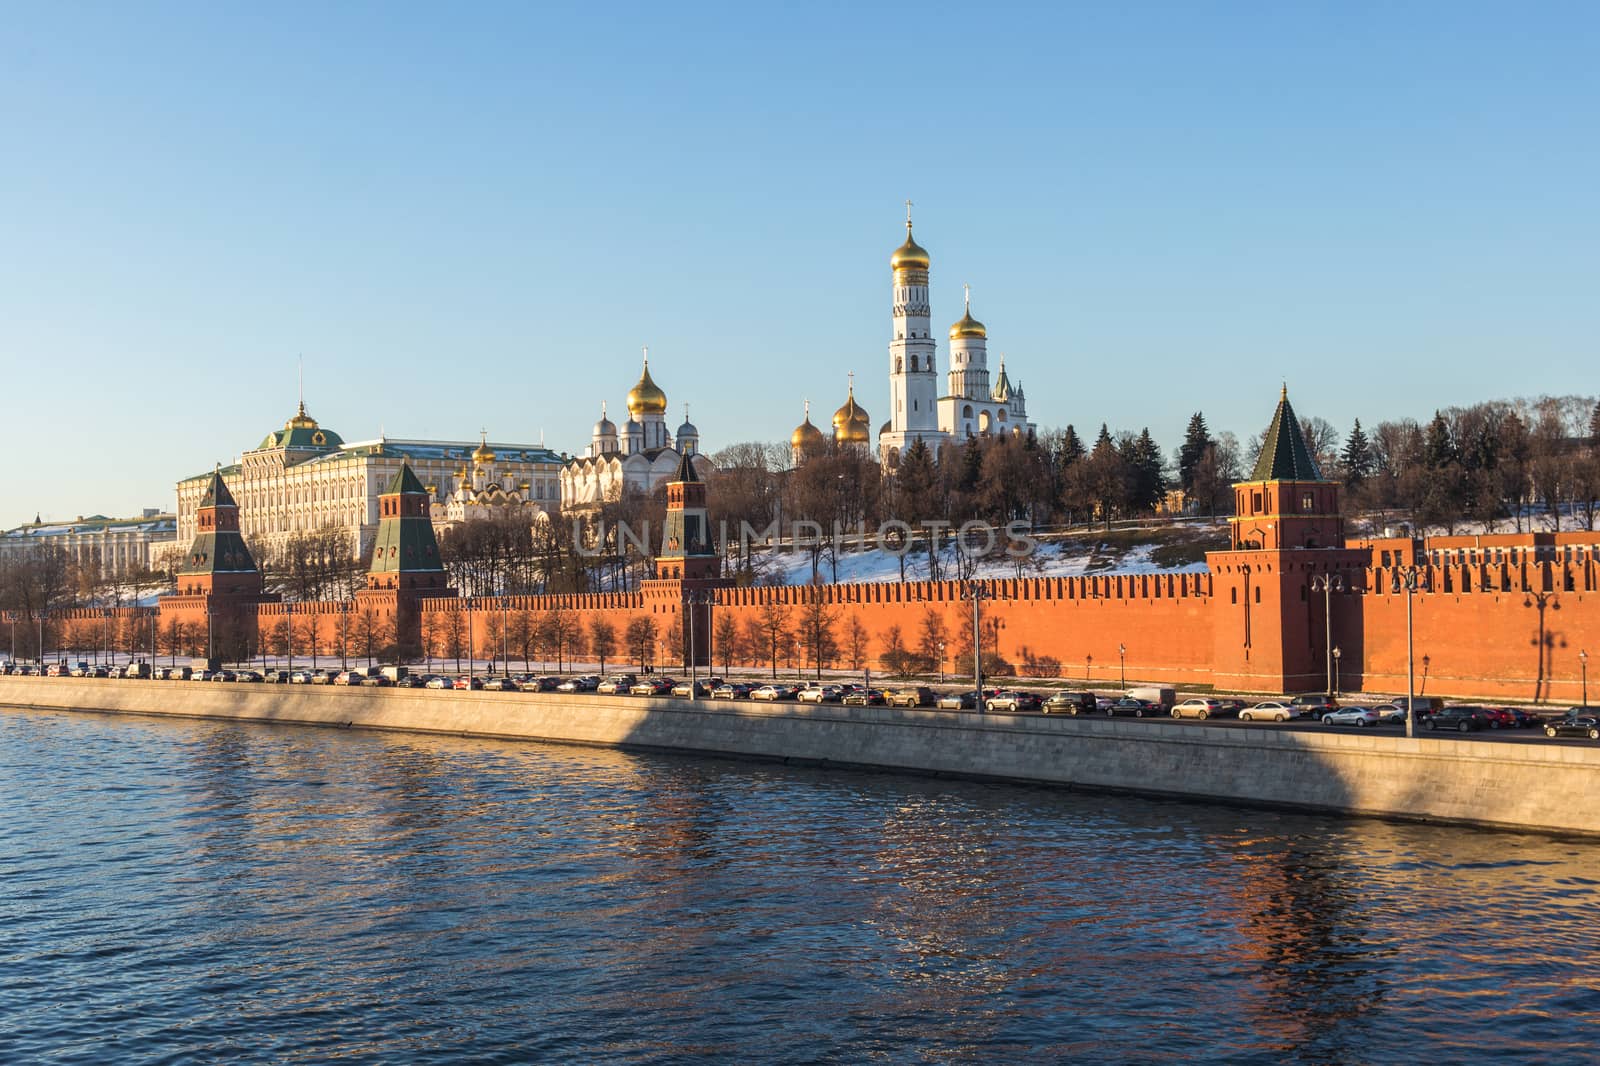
(890, 224), (930, 271)
(626, 354), (668, 415)
(285, 401), (318, 430)
(832, 384), (872, 445)
(950, 308), (987, 340)
(472, 432), (496, 463)
(791, 401), (827, 451)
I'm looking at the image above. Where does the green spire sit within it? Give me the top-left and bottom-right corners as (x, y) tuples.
(1250, 386), (1323, 481)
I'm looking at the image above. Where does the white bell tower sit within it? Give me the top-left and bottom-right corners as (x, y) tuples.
(880, 202), (947, 465)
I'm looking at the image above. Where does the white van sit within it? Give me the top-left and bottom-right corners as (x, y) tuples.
(1126, 686), (1176, 710)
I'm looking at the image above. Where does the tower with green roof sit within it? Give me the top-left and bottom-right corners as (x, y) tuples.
(1207, 387), (1368, 693)
(355, 459), (454, 657)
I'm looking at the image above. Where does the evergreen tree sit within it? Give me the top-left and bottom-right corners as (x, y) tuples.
(1057, 424), (1085, 468)
(1423, 412), (1459, 469)
(1590, 400), (1600, 446)
(1130, 428), (1166, 511)
(1176, 413), (1213, 495)
(1340, 418), (1374, 486)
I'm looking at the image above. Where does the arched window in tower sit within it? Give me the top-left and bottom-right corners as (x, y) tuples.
(895, 356), (902, 373)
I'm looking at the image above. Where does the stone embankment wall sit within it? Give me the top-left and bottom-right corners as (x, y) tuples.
(4, 679), (1597, 837)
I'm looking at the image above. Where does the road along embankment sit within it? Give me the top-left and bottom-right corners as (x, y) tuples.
(4, 678), (1598, 836)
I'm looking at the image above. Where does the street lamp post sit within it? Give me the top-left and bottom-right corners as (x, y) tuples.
(500, 591), (509, 677)
(1393, 565), (1427, 738)
(963, 585), (995, 712)
(38, 612), (46, 666)
(465, 596), (475, 679)
(1582, 649), (1590, 709)
(937, 641), (945, 684)
(286, 603), (294, 675)
(1310, 573), (1345, 696)
(340, 602), (349, 671)
(1118, 643), (1127, 692)
(101, 609), (112, 667)
(149, 608), (157, 674)
(1332, 646), (1342, 698)
(1085, 654), (1092, 685)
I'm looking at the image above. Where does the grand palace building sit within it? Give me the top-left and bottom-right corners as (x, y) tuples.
(174, 402), (565, 558)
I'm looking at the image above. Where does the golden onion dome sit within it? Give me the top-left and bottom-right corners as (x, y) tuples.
(626, 354), (668, 415)
(472, 433), (496, 463)
(791, 402), (827, 450)
(285, 401), (318, 430)
(832, 385), (872, 444)
(890, 224), (930, 271)
(949, 308), (987, 340)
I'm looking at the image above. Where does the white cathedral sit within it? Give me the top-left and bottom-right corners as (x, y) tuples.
(875, 209), (1035, 466)
(561, 351), (710, 509)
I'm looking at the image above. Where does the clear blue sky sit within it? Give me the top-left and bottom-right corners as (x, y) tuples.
(3, 1), (1596, 528)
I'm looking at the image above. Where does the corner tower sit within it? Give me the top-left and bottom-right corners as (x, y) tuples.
(881, 203), (946, 464)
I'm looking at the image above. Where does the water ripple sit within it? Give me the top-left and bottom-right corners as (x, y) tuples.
(2, 706), (1598, 1064)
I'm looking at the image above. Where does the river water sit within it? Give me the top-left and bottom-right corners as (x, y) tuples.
(1, 707), (1597, 1064)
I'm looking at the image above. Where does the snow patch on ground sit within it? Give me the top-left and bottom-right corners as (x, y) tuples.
(751, 539), (1211, 587)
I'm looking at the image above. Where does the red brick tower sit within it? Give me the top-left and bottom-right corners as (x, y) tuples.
(354, 460), (454, 655)
(641, 452), (728, 669)
(1208, 388), (1367, 692)
(162, 467), (274, 661)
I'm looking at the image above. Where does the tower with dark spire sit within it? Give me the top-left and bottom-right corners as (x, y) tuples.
(356, 460), (455, 654)
(176, 468), (262, 597)
(638, 450), (729, 670)
(1207, 387), (1367, 693)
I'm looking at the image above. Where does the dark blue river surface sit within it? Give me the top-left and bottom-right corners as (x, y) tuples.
(2, 708), (1598, 1064)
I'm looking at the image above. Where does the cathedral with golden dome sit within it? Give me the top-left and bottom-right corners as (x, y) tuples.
(790, 207), (1036, 467)
(561, 350), (712, 509)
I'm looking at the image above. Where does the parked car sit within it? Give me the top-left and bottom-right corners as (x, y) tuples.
(1126, 686), (1176, 711)
(1239, 700), (1302, 722)
(887, 686), (936, 708)
(712, 682), (753, 700)
(394, 675), (426, 688)
(798, 684), (844, 704)
(361, 674), (393, 687)
(1321, 706), (1383, 728)
(424, 675), (454, 690)
(1491, 706), (1542, 729)
(234, 670), (263, 683)
(935, 690), (978, 711)
(263, 669), (291, 684)
(334, 670), (365, 686)
(751, 684), (792, 702)
(452, 675), (483, 691)
(483, 676), (521, 691)
(1105, 697), (1160, 718)
(1369, 703), (1407, 725)
(631, 677), (676, 696)
(985, 690), (1042, 713)
(841, 688), (885, 706)
(558, 675), (600, 693)
(1544, 714), (1600, 740)
(213, 670), (238, 683)
(671, 677), (722, 698)
(189, 669), (216, 682)
(597, 674), (638, 695)
(1291, 694), (1338, 715)
(1172, 697), (1232, 720)
(1042, 691), (1099, 715)
(310, 669), (338, 685)
(1423, 706), (1492, 732)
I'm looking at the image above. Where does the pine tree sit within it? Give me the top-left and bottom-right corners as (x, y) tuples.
(1132, 428), (1166, 511)
(1590, 400), (1600, 446)
(1340, 418), (1373, 486)
(1058, 424), (1085, 468)
(1177, 412), (1213, 495)
(1423, 412), (1459, 469)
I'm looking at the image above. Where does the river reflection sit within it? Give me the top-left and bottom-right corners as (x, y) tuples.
(1, 707), (1597, 1064)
